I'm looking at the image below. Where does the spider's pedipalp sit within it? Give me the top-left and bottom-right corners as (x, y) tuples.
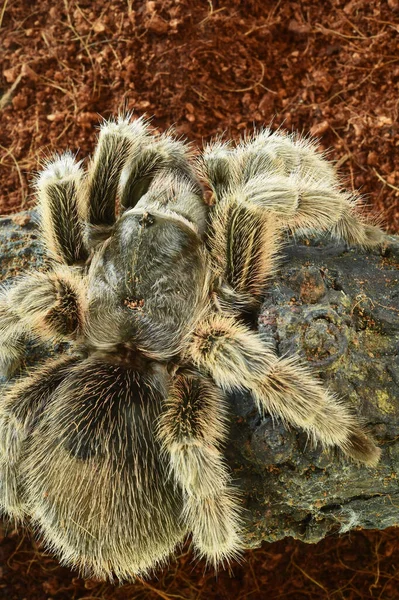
(83, 115), (150, 229)
(190, 313), (381, 466)
(120, 143), (164, 212)
(35, 152), (88, 265)
(157, 371), (243, 567)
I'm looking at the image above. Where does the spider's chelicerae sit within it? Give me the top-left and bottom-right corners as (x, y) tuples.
(0, 116), (385, 581)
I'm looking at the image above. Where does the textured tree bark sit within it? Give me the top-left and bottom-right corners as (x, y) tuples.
(1, 211), (398, 547)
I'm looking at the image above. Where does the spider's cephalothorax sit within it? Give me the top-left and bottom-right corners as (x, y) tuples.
(0, 116), (385, 581)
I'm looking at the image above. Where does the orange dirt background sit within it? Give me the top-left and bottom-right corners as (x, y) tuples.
(1, 0), (399, 598)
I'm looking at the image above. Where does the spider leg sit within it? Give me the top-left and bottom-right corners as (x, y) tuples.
(208, 198), (283, 311)
(189, 313), (381, 466)
(157, 370), (243, 568)
(82, 115), (149, 229)
(197, 139), (235, 199)
(202, 137), (381, 466)
(0, 268), (86, 377)
(36, 152), (88, 264)
(120, 133), (202, 213)
(232, 174), (384, 248)
(0, 355), (80, 519)
(201, 131), (385, 248)
(0, 299), (26, 378)
(200, 130), (338, 193)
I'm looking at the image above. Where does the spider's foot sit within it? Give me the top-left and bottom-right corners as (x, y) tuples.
(98, 113), (149, 141)
(186, 490), (244, 569)
(332, 212), (386, 249)
(36, 152), (83, 189)
(343, 430), (381, 467)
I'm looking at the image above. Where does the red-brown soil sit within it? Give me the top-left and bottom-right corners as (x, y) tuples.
(1, 0), (399, 598)
(1, 0), (399, 230)
(1, 524), (399, 600)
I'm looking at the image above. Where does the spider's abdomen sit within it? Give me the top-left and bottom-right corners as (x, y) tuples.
(86, 212), (209, 359)
(19, 358), (185, 580)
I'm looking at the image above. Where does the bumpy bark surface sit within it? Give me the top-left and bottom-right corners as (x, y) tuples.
(1, 212), (398, 548)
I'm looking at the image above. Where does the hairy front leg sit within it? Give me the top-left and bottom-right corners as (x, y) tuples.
(189, 313), (381, 466)
(36, 153), (88, 265)
(82, 115), (150, 230)
(157, 371), (243, 567)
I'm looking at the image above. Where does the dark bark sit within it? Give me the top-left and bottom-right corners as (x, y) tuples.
(1, 211), (399, 547)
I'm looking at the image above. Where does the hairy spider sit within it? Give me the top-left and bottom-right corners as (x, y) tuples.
(0, 116), (385, 581)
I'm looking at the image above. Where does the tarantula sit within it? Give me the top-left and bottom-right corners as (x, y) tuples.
(0, 116), (385, 581)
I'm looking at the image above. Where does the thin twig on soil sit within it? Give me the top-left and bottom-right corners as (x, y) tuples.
(0, 73), (23, 110)
(0, 143), (27, 206)
(373, 168), (399, 194)
(0, 0), (9, 29)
